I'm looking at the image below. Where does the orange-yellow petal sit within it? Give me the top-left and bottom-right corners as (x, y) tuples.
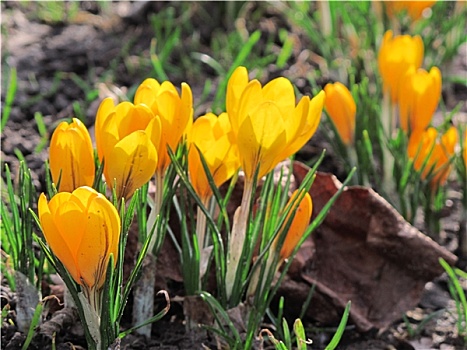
(95, 98), (117, 161)
(324, 83), (356, 144)
(378, 30), (424, 102)
(76, 194), (120, 288)
(386, 1), (436, 21)
(114, 102), (156, 139)
(38, 193), (81, 284)
(49, 118), (95, 192)
(54, 200), (87, 257)
(398, 66), (441, 133)
(188, 112), (239, 200)
(133, 78), (162, 106)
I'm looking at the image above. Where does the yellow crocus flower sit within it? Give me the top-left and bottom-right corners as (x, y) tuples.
(378, 30), (424, 103)
(49, 118), (95, 192)
(134, 79), (193, 174)
(95, 98), (160, 200)
(398, 66), (442, 133)
(385, 1), (436, 21)
(38, 186), (120, 291)
(226, 66), (325, 181)
(408, 126), (458, 190)
(324, 82), (356, 145)
(188, 112), (240, 201)
(279, 190), (313, 261)
(225, 67), (323, 299)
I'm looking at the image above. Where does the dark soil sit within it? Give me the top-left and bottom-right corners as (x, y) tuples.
(1, 2), (466, 349)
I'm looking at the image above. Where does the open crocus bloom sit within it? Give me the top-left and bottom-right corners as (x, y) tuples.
(226, 66), (325, 181)
(188, 112), (240, 201)
(134, 79), (193, 174)
(38, 186), (121, 290)
(95, 98), (160, 200)
(408, 126), (458, 189)
(398, 66), (442, 133)
(49, 118), (95, 192)
(378, 30), (424, 103)
(324, 82), (356, 145)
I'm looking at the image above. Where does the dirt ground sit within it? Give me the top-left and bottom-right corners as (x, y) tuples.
(1, 2), (466, 349)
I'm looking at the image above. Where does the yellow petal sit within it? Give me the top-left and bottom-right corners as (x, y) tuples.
(237, 102), (287, 179)
(106, 130), (157, 200)
(49, 119), (95, 192)
(38, 193), (81, 284)
(69, 186), (99, 212)
(76, 194), (120, 288)
(324, 83), (355, 144)
(399, 66), (442, 133)
(410, 67), (442, 132)
(189, 134), (236, 199)
(181, 82), (194, 135)
(134, 78), (161, 106)
(188, 112), (239, 199)
(47, 192), (72, 215)
(226, 66), (250, 131)
(236, 80), (264, 129)
(95, 98), (116, 161)
(216, 112), (233, 138)
(262, 77), (296, 117)
(278, 90), (325, 161)
(144, 115), (162, 152)
(430, 127), (457, 188)
(55, 200), (87, 256)
(378, 30), (424, 102)
(114, 102), (156, 138)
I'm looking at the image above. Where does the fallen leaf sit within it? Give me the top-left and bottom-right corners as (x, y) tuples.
(279, 163), (458, 331)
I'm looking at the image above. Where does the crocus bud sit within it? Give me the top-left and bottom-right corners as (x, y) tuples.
(324, 82), (356, 145)
(385, 1), (436, 21)
(408, 126), (458, 190)
(279, 190), (313, 261)
(188, 112), (240, 201)
(38, 186), (120, 290)
(134, 79), (193, 174)
(95, 98), (160, 200)
(398, 66), (442, 133)
(378, 30), (424, 103)
(49, 118), (95, 192)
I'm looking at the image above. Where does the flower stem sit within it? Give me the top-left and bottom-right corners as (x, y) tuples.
(319, 0), (332, 37)
(225, 178), (253, 302)
(147, 171), (164, 252)
(381, 91), (395, 202)
(196, 196), (210, 291)
(133, 171), (164, 337)
(196, 197), (210, 254)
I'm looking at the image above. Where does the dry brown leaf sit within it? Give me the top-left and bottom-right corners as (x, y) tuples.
(278, 162), (458, 331)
